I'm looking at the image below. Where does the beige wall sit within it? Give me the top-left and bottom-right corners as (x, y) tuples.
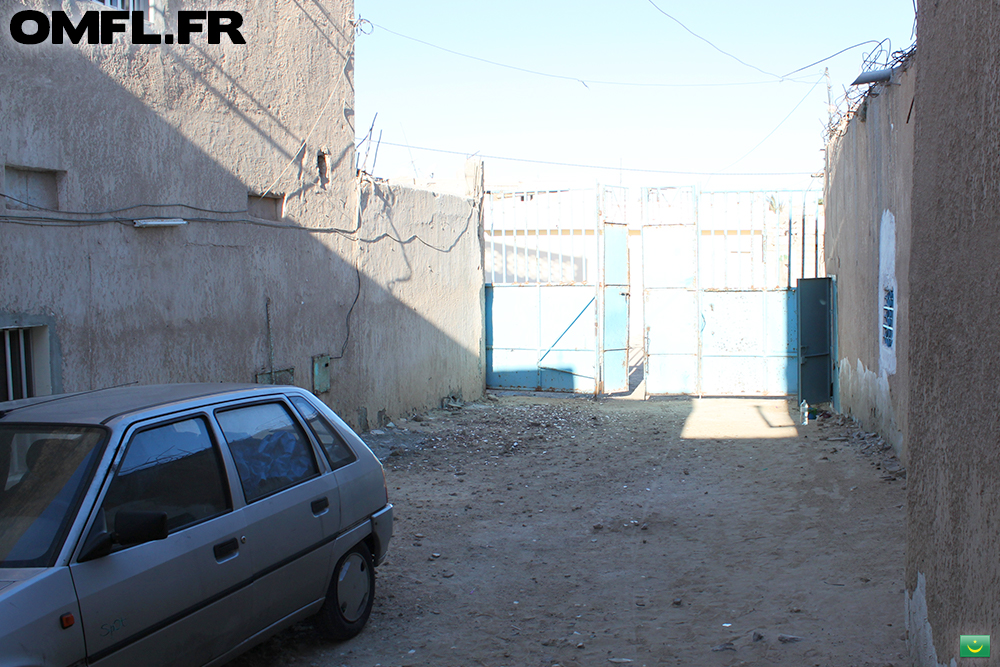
(905, 3), (1000, 665)
(0, 0), (485, 429)
(824, 60), (914, 463)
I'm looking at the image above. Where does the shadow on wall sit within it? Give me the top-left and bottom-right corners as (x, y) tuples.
(0, 24), (483, 432)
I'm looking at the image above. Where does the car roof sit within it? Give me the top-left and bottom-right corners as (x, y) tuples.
(0, 383), (298, 425)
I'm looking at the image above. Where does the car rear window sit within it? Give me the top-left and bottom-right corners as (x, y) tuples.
(289, 396), (356, 471)
(0, 425), (107, 567)
(216, 403), (320, 503)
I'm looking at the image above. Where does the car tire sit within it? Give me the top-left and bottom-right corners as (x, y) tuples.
(317, 542), (375, 640)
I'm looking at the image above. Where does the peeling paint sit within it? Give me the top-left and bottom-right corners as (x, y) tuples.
(906, 572), (957, 667)
(837, 357), (903, 459)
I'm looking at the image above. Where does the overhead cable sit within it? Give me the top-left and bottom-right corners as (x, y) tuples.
(645, 0), (782, 80)
(367, 21), (811, 88)
(718, 76), (826, 173)
(373, 142), (816, 177)
(781, 40), (886, 78)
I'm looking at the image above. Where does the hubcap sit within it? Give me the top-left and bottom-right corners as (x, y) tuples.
(337, 553), (370, 622)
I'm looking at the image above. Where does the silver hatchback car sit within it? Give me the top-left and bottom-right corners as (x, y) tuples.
(0, 384), (393, 667)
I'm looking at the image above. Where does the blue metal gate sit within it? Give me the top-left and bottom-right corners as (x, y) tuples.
(484, 187), (630, 393)
(642, 188), (823, 396)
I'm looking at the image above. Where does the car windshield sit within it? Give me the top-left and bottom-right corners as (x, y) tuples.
(0, 425), (107, 567)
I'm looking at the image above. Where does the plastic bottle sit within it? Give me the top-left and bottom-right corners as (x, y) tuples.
(800, 400), (809, 426)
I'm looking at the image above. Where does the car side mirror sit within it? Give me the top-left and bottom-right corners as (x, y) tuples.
(78, 508), (113, 562)
(115, 510), (169, 546)
(78, 509), (169, 562)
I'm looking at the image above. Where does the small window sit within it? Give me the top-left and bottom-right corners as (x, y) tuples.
(2, 326), (51, 402)
(102, 417), (229, 541)
(882, 288), (895, 348)
(290, 396), (357, 471)
(247, 193), (284, 221)
(216, 403), (319, 503)
(3, 167), (58, 211)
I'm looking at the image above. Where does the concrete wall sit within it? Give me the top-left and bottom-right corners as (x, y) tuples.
(905, 3), (1000, 665)
(824, 60), (914, 462)
(346, 176), (485, 429)
(0, 0), (485, 430)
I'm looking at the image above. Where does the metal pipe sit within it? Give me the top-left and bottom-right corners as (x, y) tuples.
(814, 200), (820, 277)
(800, 198), (806, 281)
(17, 330), (27, 399)
(851, 68), (892, 86)
(787, 208), (792, 289)
(4, 331), (12, 400)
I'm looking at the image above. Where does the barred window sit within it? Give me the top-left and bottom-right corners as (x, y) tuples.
(882, 289), (895, 348)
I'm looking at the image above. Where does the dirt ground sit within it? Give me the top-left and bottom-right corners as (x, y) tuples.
(231, 394), (907, 667)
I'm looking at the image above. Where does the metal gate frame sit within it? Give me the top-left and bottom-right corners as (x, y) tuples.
(598, 185), (630, 394)
(642, 187), (823, 397)
(484, 187), (630, 394)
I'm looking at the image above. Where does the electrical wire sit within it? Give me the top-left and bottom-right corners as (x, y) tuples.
(0, 192), (250, 216)
(719, 76), (826, 173)
(371, 142), (816, 177)
(645, 0), (782, 80)
(367, 21), (812, 88)
(259, 82), (342, 200)
(781, 40), (885, 78)
(1, 202), (473, 253)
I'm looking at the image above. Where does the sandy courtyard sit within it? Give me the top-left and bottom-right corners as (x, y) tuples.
(232, 395), (906, 667)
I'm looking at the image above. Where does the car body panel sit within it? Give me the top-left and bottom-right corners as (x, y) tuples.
(70, 510), (252, 667)
(0, 567), (85, 667)
(239, 478), (334, 624)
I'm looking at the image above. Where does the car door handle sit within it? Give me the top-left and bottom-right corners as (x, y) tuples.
(311, 497), (329, 515)
(213, 538), (239, 562)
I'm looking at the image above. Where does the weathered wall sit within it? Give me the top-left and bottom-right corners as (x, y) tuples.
(342, 177), (485, 429)
(905, 3), (1000, 666)
(824, 60), (914, 462)
(0, 0), (485, 429)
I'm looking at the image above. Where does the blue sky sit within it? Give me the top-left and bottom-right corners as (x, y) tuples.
(352, 0), (916, 192)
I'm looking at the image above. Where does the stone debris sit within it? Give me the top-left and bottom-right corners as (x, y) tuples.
(777, 634), (804, 643)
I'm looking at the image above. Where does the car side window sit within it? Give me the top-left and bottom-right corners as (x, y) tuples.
(216, 402), (320, 503)
(102, 417), (229, 541)
(289, 396), (357, 471)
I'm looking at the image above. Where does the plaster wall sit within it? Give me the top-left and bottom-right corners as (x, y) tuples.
(824, 61), (914, 462)
(906, 2), (1000, 665)
(0, 0), (485, 430)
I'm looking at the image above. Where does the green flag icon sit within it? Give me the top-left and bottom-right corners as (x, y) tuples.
(961, 635), (991, 657)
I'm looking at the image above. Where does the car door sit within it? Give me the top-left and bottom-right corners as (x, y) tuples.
(70, 414), (252, 667)
(214, 400), (338, 629)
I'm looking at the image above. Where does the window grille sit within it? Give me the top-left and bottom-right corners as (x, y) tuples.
(882, 289), (895, 348)
(2, 328), (34, 402)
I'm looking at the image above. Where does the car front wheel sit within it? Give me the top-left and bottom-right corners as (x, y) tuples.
(317, 542), (375, 640)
